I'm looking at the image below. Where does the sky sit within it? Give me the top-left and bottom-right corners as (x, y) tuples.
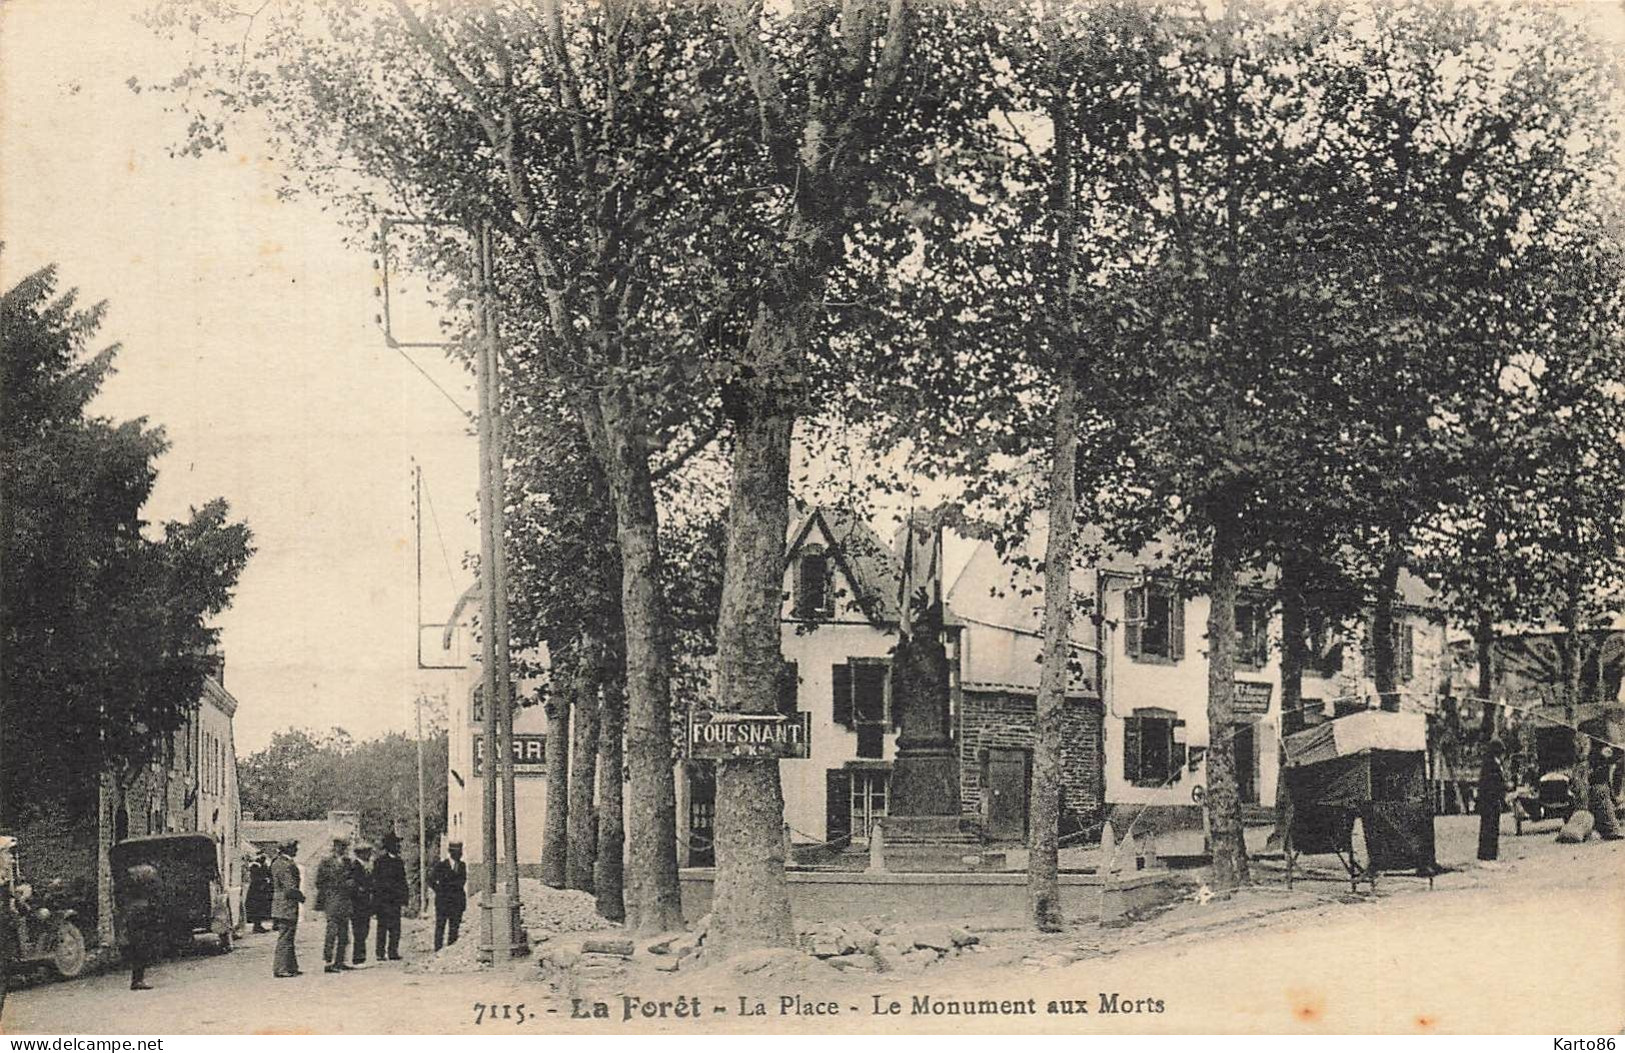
(2, 0), (482, 752)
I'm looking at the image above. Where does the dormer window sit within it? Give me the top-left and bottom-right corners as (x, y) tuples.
(795, 545), (833, 620)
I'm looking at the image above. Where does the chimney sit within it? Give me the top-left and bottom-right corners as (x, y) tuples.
(205, 648), (226, 686)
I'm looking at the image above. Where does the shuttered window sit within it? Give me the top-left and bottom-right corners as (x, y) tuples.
(778, 661), (799, 717)
(1125, 584), (1183, 662)
(825, 769), (852, 846)
(1362, 620), (1416, 681)
(1123, 709), (1185, 787)
(1236, 601), (1269, 669)
(852, 662), (888, 724)
(832, 662), (853, 728)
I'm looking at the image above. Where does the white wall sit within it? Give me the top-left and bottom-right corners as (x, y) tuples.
(777, 514), (899, 844)
(1100, 579), (1450, 811)
(445, 665), (551, 867)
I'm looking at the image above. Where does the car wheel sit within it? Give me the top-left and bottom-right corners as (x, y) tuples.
(52, 922), (87, 979)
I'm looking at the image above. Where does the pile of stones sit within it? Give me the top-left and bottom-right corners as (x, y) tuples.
(796, 920), (982, 973)
(535, 936), (639, 996)
(534, 914), (991, 993)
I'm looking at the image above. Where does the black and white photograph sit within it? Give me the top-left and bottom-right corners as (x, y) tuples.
(2, 0), (1623, 1037)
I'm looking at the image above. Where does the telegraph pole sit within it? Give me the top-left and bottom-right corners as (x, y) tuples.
(474, 224), (504, 963)
(414, 462), (429, 916)
(482, 222), (528, 957)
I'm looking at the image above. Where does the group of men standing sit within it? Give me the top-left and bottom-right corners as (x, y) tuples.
(312, 832), (410, 971)
(263, 831), (414, 978)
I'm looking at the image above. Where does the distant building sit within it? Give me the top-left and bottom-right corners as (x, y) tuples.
(242, 811), (359, 919)
(439, 583), (551, 887)
(0, 660), (249, 946)
(700, 508), (1455, 855)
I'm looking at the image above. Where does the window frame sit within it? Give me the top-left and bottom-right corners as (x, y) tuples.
(849, 769), (890, 844)
(1123, 707), (1186, 788)
(1235, 599), (1270, 672)
(793, 544), (834, 620)
(1125, 582), (1185, 664)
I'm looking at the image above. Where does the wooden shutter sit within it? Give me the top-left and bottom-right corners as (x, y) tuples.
(1123, 716), (1142, 785)
(825, 768), (852, 846)
(1171, 719), (1188, 775)
(778, 661), (799, 717)
(1400, 623), (1414, 681)
(1124, 587), (1143, 657)
(1169, 591), (1185, 660)
(832, 662), (853, 728)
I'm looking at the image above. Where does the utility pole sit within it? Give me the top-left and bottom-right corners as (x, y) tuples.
(473, 220), (527, 961)
(474, 222), (505, 963)
(414, 462), (429, 916)
(482, 222), (527, 958)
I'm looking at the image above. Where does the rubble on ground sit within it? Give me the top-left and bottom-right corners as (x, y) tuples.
(406, 879), (618, 974)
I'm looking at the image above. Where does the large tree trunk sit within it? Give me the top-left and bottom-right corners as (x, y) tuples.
(1475, 607), (1501, 861)
(1028, 363), (1079, 932)
(540, 681), (571, 888)
(1371, 545), (1403, 710)
(1205, 507), (1250, 891)
(709, 310), (798, 957)
(595, 650), (627, 923)
(596, 388), (683, 933)
(566, 641), (601, 893)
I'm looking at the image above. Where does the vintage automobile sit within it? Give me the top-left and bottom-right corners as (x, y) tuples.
(110, 833), (233, 956)
(0, 835), (89, 980)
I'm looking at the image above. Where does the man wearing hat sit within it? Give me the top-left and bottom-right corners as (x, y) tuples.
(371, 832), (409, 961)
(269, 840), (305, 978)
(314, 836), (356, 973)
(427, 841), (466, 950)
(348, 842), (375, 965)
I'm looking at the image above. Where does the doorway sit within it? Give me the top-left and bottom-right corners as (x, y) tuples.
(1232, 723), (1258, 804)
(685, 762), (715, 867)
(983, 747), (1031, 841)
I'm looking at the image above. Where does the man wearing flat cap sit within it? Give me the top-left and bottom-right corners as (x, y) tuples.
(371, 832), (408, 961)
(269, 840), (305, 978)
(427, 841), (466, 951)
(314, 836), (356, 973)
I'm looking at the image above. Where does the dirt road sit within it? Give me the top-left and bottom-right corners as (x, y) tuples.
(3, 817), (1619, 1035)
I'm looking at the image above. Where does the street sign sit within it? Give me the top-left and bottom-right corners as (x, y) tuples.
(1235, 680), (1273, 716)
(473, 733), (547, 776)
(688, 711), (812, 760)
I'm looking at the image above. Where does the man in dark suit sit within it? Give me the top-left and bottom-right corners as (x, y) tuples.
(314, 836), (356, 973)
(121, 863), (161, 990)
(245, 854), (273, 933)
(427, 841), (466, 950)
(348, 843), (374, 965)
(372, 832), (409, 961)
(269, 840), (305, 978)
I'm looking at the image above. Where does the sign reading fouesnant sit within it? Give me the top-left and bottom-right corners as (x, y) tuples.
(688, 711), (812, 760)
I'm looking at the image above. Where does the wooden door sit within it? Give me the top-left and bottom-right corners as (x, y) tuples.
(686, 763), (715, 867)
(984, 747), (1030, 841)
(1232, 723), (1258, 804)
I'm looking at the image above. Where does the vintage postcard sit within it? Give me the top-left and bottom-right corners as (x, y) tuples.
(3, 0), (1623, 1038)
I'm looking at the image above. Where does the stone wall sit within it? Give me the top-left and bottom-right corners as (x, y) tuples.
(956, 690), (1104, 830)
